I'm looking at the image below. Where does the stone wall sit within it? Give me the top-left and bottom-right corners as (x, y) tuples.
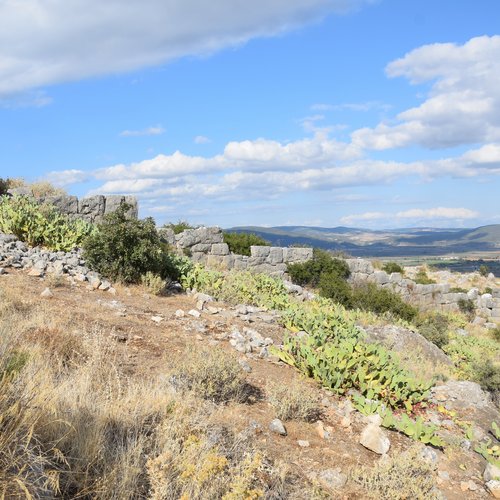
(7, 188), (138, 223)
(160, 226), (313, 277)
(346, 258), (500, 321)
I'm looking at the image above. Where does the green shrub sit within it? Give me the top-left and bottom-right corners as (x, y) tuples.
(350, 282), (418, 323)
(479, 264), (490, 277)
(0, 195), (94, 251)
(458, 298), (475, 319)
(287, 248), (350, 287)
(491, 327), (500, 342)
(449, 287), (468, 293)
(414, 269), (436, 285)
(222, 232), (269, 256)
(83, 204), (175, 284)
(382, 262), (404, 275)
(318, 271), (353, 307)
(416, 313), (450, 348)
(165, 220), (194, 234)
(472, 360), (500, 392)
(0, 178), (11, 196)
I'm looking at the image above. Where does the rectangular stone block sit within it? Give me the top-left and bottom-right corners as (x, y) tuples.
(210, 243), (230, 256)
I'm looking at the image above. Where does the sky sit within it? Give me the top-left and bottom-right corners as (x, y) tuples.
(0, 0), (499, 230)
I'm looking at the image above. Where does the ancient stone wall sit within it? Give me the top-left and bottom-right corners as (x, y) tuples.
(7, 188), (138, 223)
(346, 258), (500, 321)
(159, 226), (313, 277)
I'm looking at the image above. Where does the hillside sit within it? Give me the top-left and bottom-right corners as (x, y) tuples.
(226, 225), (500, 257)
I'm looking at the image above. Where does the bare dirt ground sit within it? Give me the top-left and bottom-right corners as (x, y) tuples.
(1, 268), (491, 498)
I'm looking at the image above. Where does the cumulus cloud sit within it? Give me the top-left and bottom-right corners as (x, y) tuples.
(352, 36), (500, 150)
(341, 207), (479, 225)
(194, 135), (211, 144)
(45, 169), (89, 187)
(311, 101), (391, 112)
(119, 125), (165, 137)
(0, 0), (374, 96)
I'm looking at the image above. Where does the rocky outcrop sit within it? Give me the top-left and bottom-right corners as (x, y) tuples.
(7, 188), (138, 223)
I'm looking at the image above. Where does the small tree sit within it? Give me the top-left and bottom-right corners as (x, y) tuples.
(83, 203), (170, 283)
(479, 264), (490, 277)
(223, 232), (269, 256)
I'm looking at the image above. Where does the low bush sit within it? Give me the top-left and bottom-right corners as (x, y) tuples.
(267, 381), (320, 421)
(350, 282), (418, 323)
(416, 313), (450, 349)
(223, 232), (269, 256)
(491, 327), (500, 342)
(479, 264), (490, 277)
(472, 359), (500, 393)
(171, 347), (248, 403)
(0, 195), (94, 251)
(414, 269), (436, 285)
(458, 298), (475, 319)
(382, 262), (404, 274)
(0, 178), (11, 196)
(141, 272), (166, 295)
(83, 203), (178, 284)
(449, 286), (468, 293)
(165, 220), (195, 234)
(352, 445), (439, 500)
(287, 248), (350, 287)
(318, 270), (353, 307)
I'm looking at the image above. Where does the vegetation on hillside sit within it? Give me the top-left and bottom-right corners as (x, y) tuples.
(0, 194), (94, 251)
(223, 231), (270, 256)
(287, 249), (417, 322)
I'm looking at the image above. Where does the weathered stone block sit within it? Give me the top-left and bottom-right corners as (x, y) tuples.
(210, 243), (230, 256)
(373, 270), (389, 285)
(268, 247), (284, 265)
(78, 195), (105, 221)
(283, 247), (313, 263)
(250, 246), (270, 258)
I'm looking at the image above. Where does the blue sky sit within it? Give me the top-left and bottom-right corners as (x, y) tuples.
(1, 0), (499, 229)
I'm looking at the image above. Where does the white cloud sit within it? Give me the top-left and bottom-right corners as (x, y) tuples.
(194, 135), (211, 144)
(119, 125), (165, 137)
(0, 0), (374, 96)
(45, 169), (89, 187)
(352, 36), (500, 150)
(341, 207), (479, 225)
(311, 101), (391, 112)
(0, 90), (53, 108)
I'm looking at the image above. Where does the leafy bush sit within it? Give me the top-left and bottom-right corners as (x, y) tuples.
(287, 248), (350, 287)
(382, 262), (404, 274)
(318, 270), (353, 307)
(458, 298), (475, 319)
(449, 286), (468, 293)
(350, 282), (418, 323)
(0, 195), (94, 251)
(416, 313), (450, 349)
(267, 381), (320, 421)
(479, 264), (490, 277)
(165, 220), (195, 234)
(491, 327), (500, 342)
(0, 178), (11, 196)
(472, 359), (500, 392)
(223, 232), (269, 256)
(414, 269), (436, 285)
(83, 203), (175, 284)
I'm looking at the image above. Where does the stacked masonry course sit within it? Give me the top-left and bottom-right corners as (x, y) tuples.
(159, 226), (313, 276)
(7, 187), (138, 223)
(346, 258), (500, 320)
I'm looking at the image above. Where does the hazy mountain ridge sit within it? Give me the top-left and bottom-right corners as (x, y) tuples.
(226, 224), (500, 257)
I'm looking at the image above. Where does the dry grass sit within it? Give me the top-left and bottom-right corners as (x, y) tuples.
(0, 282), (301, 498)
(170, 346), (250, 404)
(267, 380), (320, 422)
(351, 446), (439, 500)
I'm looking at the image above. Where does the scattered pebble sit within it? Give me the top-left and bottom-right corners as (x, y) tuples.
(40, 287), (53, 298)
(269, 419), (287, 436)
(297, 440), (310, 447)
(188, 309), (201, 318)
(151, 316), (163, 324)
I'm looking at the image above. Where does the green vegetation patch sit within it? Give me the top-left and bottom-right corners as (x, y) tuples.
(0, 195), (94, 251)
(223, 231), (269, 256)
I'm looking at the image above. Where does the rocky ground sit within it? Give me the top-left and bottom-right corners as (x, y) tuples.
(2, 259), (500, 498)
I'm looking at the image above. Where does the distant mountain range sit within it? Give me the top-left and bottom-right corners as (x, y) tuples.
(225, 224), (500, 257)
